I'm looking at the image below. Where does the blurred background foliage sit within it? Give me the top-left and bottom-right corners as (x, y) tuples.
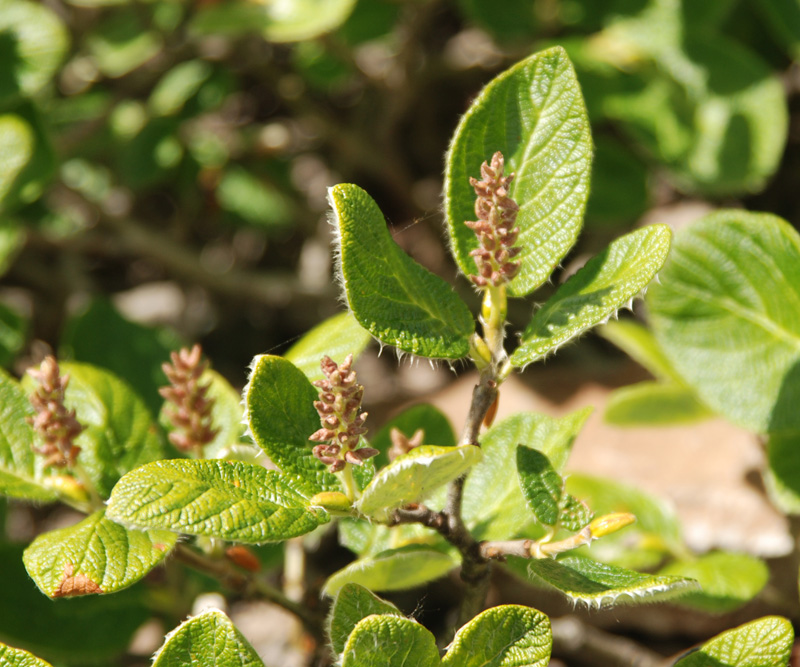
(0, 0), (798, 398)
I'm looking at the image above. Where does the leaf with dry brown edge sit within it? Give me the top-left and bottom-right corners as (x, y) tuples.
(23, 509), (177, 598)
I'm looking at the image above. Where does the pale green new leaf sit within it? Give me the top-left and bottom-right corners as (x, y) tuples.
(511, 225), (671, 367)
(525, 556), (698, 606)
(442, 605), (551, 667)
(56, 363), (163, 498)
(323, 547), (458, 597)
(674, 616), (793, 667)
(462, 409), (591, 541)
(284, 311), (372, 382)
(341, 615), (439, 667)
(0, 367), (57, 502)
(0, 115), (33, 208)
(23, 509), (176, 598)
(245, 354), (338, 492)
(330, 184), (474, 359)
(152, 609), (264, 667)
(659, 552), (769, 613)
(445, 46), (592, 297)
(605, 381), (712, 426)
(106, 459), (329, 543)
(0, 643), (53, 667)
(598, 320), (681, 382)
(357, 445), (481, 518)
(327, 583), (403, 657)
(647, 211), (800, 434)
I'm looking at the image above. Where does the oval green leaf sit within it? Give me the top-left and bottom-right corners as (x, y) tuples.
(0, 114), (33, 209)
(765, 432), (800, 514)
(0, 643), (52, 667)
(342, 615), (439, 667)
(647, 211), (800, 434)
(244, 354), (338, 492)
(442, 605), (551, 667)
(605, 381), (712, 426)
(525, 555), (699, 607)
(356, 445), (482, 518)
(511, 224), (671, 368)
(284, 311), (372, 382)
(598, 319), (681, 382)
(106, 459), (329, 543)
(327, 583), (403, 657)
(329, 183), (474, 359)
(153, 609), (264, 667)
(23, 509), (177, 598)
(674, 616), (793, 667)
(445, 46), (592, 297)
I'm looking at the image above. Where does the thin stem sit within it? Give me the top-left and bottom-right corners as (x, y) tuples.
(71, 461), (104, 511)
(173, 544), (324, 644)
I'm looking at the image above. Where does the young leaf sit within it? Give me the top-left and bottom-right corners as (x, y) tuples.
(445, 46), (592, 297)
(516, 446), (592, 530)
(152, 609), (264, 667)
(261, 0), (357, 43)
(106, 459), (329, 543)
(674, 616), (793, 667)
(356, 445), (481, 518)
(525, 556), (699, 607)
(57, 362), (163, 498)
(369, 403), (457, 469)
(648, 211), (800, 433)
(341, 615), (439, 667)
(0, 643), (53, 667)
(323, 547), (458, 597)
(0, 115), (33, 208)
(510, 225), (671, 368)
(462, 409), (591, 541)
(327, 583), (403, 657)
(442, 605), (551, 667)
(0, 368), (58, 503)
(598, 319), (682, 382)
(329, 183), (474, 359)
(659, 552), (769, 613)
(244, 354), (338, 492)
(284, 311), (372, 382)
(605, 381), (712, 426)
(23, 509), (176, 598)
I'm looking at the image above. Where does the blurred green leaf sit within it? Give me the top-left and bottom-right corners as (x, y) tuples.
(338, 0), (400, 44)
(585, 136), (649, 226)
(330, 183), (474, 359)
(0, 115), (33, 210)
(61, 298), (181, 420)
(445, 46), (592, 297)
(0, 300), (26, 367)
(87, 11), (162, 78)
(755, 0), (800, 60)
(598, 319), (680, 382)
(117, 118), (182, 189)
(0, 220), (22, 278)
(148, 60), (213, 117)
(605, 381), (713, 426)
(456, 0), (538, 43)
(327, 583), (403, 657)
(765, 432), (800, 514)
(659, 552), (769, 612)
(217, 166), (293, 232)
(262, 0), (358, 42)
(674, 616), (793, 667)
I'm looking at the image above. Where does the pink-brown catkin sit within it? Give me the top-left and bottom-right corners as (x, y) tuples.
(466, 151), (522, 288)
(27, 356), (84, 468)
(309, 354), (377, 473)
(160, 344), (219, 455)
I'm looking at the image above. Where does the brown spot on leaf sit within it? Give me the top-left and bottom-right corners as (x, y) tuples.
(52, 563), (103, 598)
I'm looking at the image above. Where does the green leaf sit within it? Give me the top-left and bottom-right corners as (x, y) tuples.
(462, 409), (591, 541)
(323, 547), (458, 596)
(87, 11), (162, 78)
(149, 60), (213, 116)
(598, 319), (681, 382)
(442, 605), (551, 667)
(153, 609), (264, 667)
(674, 616), (793, 667)
(659, 552), (769, 613)
(0, 300), (26, 367)
(327, 583), (403, 657)
(765, 432), (800, 514)
(262, 0), (357, 42)
(565, 474), (685, 570)
(0, 543), (150, 663)
(356, 445), (482, 518)
(284, 311), (372, 382)
(370, 403), (456, 470)
(0, 644), (52, 667)
(0, 368), (58, 502)
(445, 46), (592, 297)
(524, 556), (699, 606)
(49, 362), (164, 498)
(330, 183), (474, 359)
(516, 446), (592, 530)
(338, 518), (444, 558)
(605, 381), (712, 426)
(217, 166), (293, 232)
(647, 211), (800, 434)
(106, 459), (329, 543)
(341, 615), (439, 667)
(585, 136), (648, 227)
(0, 0), (69, 103)
(117, 117), (182, 189)
(23, 509), (176, 598)
(61, 298), (181, 417)
(511, 225), (671, 368)
(455, 0), (537, 44)
(244, 354), (338, 492)
(0, 115), (33, 210)
(756, 0), (800, 60)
